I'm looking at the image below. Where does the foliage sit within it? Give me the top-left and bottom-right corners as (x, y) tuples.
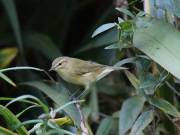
(0, 0), (180, 135)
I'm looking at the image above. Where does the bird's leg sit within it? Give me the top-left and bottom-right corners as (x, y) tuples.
(76, 85), (91, 99)
(69, 88), (82, 101)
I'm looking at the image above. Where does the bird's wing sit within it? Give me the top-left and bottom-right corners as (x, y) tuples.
(73, 61), (105, 75)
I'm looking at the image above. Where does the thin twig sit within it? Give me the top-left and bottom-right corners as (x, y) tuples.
(76, 102), (89, 135)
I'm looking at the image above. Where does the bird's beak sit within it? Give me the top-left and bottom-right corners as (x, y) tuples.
(49, 67), (54, 71)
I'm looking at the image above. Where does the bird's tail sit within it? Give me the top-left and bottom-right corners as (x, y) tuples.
(96, 66), (126, 81)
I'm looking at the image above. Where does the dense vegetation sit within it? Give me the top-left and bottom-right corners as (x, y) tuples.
(0, 0), (180, 135)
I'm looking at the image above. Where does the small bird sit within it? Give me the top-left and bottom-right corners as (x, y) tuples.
(49, 56), (125, 90)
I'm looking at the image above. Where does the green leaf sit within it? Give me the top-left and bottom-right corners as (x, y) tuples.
(104, 42), (119, 50)
(96, 117), (113, 135)
(136, 11), (146, 17)
(1, 0), (24, 54)
(124, 70), (140, 90)
(133, 19), (180, 80)
(140, 73), (158, 95)
(92, 23), (116, 38)
(114, 57), (136, 67)
(90, 86), (99, 122)
(0, 105), (28, 135)
(16, 105), (39, 118)
(22, 81), (81, 127)
(0, 47), (18, 68)
(0, 72), (16, 87)
(119, 96), (145, 135)
(116, 8), (135, 18)
(0, 66), (44, 72)
(76, 27), (119, 53)
(0, 66), (54, 81)
(0, 126), (18, 135)
(105, 41), (131, 50)
(130, 110), (154, 135)
(5, 95), (48, 113)
(118, 17), (124, 23)
(149, 97), (180, 117)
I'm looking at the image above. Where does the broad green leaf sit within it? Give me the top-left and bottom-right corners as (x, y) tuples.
(116, 8), (135, 18)
(130, 110), (154, 135)
(1, 0), (24, 54)
(92, 23), (116, 38)
(22, 81), (81, 127)
(0, 126), (17, 135)
(0, 72), (16, 87)
(96, 117), (113, 135)
(133, 19), (180, 80)
(119, 96), (145, 135)
(23, 32), (62, 60)
(0, 105), (28, 135)
(149, 97), (180, 117)
(0, 47), (18, 68)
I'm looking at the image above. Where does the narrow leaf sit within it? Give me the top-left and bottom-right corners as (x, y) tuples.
(5, 95), (48, 113)
(114, 57), (136, 67)
(124, 70), (140, 90)
(116, 8), (135, 18)
(76, 27), (119, 53)
(0, 126), (18, 135)
(92, 23), (116, 38)
(96, 117), (113, 135)
(130, 110), (154, 135)
(0, 72), (16, 87)
(90, 86), (99, 122)
(0, 105), (28, 135)
(119, 96), (145, 135)
(104, 42), (119, 50)
(149, 97), (180, 117)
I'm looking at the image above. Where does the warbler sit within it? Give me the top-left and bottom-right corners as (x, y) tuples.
(49, 56), (125, 89)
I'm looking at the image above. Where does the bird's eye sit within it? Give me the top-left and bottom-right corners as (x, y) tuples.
(58, 62), (62, 66)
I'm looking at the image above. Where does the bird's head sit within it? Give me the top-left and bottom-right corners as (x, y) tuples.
(49, 56), (69, 71)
